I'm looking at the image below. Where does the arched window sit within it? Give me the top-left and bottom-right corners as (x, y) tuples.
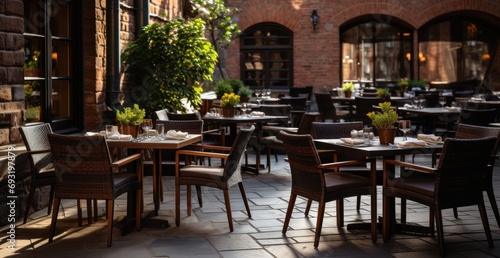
(341, 17), (413, 87)
(419, 14), (498, 84)
(240, 23), (293, 90)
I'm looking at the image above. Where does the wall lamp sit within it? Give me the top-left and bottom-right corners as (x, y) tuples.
(311, 10), (319, 30)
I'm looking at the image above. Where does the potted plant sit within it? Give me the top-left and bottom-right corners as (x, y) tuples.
(366, 102), (398, 144)
(238, 85), (253, 103)
(376, 88), (391, 101)
(397, 80), (409, 96)
(214, 80), (234, 99)
(115, 104), (146, 137)
(342, 82), (354, 98)
(24, 50), (41, 77)
(221, 92), (240, 117)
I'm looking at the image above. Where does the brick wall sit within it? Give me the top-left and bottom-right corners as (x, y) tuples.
(226, 0), (500, 92)
(0, 0), (25, 145)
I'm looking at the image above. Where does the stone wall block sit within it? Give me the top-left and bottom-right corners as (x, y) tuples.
(6, 0), (24, 17)
(11, 84), (24, 101)
(0, 85), (12, 101)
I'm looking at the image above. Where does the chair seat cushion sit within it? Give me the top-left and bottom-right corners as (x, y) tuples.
(179, 166), (224, 180)
(113, 173), (139, 188)
(389, 173), (435, 198)
(260, 135), (282, 145)
(324, 172), (371, 192)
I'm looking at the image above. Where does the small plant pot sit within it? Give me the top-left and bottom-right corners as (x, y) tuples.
(120, 124), (139, 138)
(377, 128), (396, 145)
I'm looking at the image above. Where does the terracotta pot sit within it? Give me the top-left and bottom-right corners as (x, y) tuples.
(377, 128), (396, 145)
(120, 124), (139, 138)
(222, 107), (235, 117)
(24, 68), (40, 77)
(344, 91), (352, 98)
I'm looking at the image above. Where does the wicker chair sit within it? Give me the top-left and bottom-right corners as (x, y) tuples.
(314, 92), (350, 122)
(382, 137), (496, 256)
(259, 113), (321, 173)
(175, 126), (255, 232)
(280, 131), (377, 247)
(48, 134), (143, 247)
(311, 121), (376, 211)
(19, 123), (95, 225)
(353, 96), (381, 125)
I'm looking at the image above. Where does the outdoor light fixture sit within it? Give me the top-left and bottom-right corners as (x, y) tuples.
(311, 10), (319, 30)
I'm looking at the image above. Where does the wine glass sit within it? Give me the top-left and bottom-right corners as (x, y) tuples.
(417, 94), (424, 108)
(142, 119), (152, 138)
(439, 96), (447, 109)
(240, 103), (248, 117)
(255, 90), (262, 105)
(398, 120), (412, 141)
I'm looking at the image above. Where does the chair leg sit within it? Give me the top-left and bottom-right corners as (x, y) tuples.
(223, 189), (234, 232)
(23, 185), (36, 224)
(136, 188), (142, 231)
(187, 185), (192, 216)
(356, 195), (361, 211)
(435, 208), (445, 257)
(486, 188), (500, 228)
(195, 185), (203, 207)
(305, 199), (312, 216)
(478, 202), (494, 248)
(314, 201), (326, 248)
(48, 197), (61, 244)
(282, 193), (297, 235)
(429, 209), (435, 236)
(238, 182), (251, 218)
(266, 147), (271, 173)
(77, 199), (82, 227)
(86, 199), (92, 225)
(175, 183), (181, 227)
(453, 207), (458, 218)
(93, 199), (98, 222)
(48, 184), (55, 216)
(401, 198), (407, 224)
(336, 199), (344, 228)
(106, 200), (114, 247)
(382, 195), (391, 243)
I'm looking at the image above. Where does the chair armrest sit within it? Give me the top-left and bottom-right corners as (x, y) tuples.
(202, 128), (225, 135)
(111, 153), (143, 167)
(383, 159), (437, 174)
(190, 144), (231, 152)
(176, 149), (229, 159)
(24, 149), (51, 155)
(318, 158), (375, 169)
(261, 125), (297, 133)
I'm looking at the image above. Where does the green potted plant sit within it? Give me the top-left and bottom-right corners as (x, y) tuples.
(24, 50), (41, 77)
(342, 82), (354, 98)
(366, 102), (398, 144)
(237, 85), (253, 103)
(397, 80), (409, 96)
(115, 104), (146, 137)
(214, 80), (234, 98)
(376, 88), (391, 101)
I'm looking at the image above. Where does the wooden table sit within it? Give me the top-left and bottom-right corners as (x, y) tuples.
(397, 107), (461, 133)
(314, 136), (443, 238)
(107, 134), (202, 216)
(202, 115), (289, 174)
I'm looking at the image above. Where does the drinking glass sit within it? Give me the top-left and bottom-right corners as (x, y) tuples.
(240, 103), (248, 117)
(155, 123), (164, 140)
(363, 127), (373, 145)
(398, 120), (411, 141)
(255, 90), (262, 105)
(439, 96), (447, 109)
(142, 119), (152, 138)
(105, 125), (113, 139)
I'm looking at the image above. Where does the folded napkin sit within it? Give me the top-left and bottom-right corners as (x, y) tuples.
(445, 106), (459, 111)
(417, 134), (442, 143)
(404, 103), (417, 109)
(204, 112), (220, 118)
(250, 111), (265, 117)
(397, 138), (426, 147)
(85, 131), (132, 141)
(340, 138), (365, 145)
(85, 131), (106, 137)
(166, 130), (188, 138)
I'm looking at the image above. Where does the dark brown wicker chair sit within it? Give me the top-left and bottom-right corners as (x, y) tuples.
(353, 96), (382, 125)
(311, 121), (375, 211)
(383, 137), (496, 256)
(314, 92), (350, 122)
(48, 134), (143, 247)
(259, 113), (321, 173)
(280, 130), (377, 247)
(175, 126), (254, 232)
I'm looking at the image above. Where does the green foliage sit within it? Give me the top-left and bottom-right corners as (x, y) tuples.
(342, 82), (354, 92)
(238, 85), (253, 99)
(115, 104), (146, 125)
(366, 102), (398, 129)
(221, 92), (240, 107)
(121, 18), (218, 116)
(227, 79), (244, 93)
(24, 50), (40, 69)
(376, 88), (390, 98)
(409, 79), (427, 89)
(214, 80), (233, 98)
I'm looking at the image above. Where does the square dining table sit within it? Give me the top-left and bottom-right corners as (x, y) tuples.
(314, 136), (443, 239)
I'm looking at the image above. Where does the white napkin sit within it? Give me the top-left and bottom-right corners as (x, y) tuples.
(404, 103), (416, 109)
(109, 134), (133, 141)
(445, 106), (459, 111)
(397, 138), (426, 147)
(340, 138), (364, 145)
(250, 111), (265, 117)
(166, 130), (188, 138)
(85, 131), (106, 137)
(417, 134), (442, 143)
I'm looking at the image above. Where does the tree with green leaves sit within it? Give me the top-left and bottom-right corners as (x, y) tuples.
(121, 18), (218, 117)
(189, 0), (241, 80)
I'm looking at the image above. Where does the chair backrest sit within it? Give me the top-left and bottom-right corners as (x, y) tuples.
(223, 126), (255, 183)
(289, 86), (313, 100)
(167, 112), (201, 120)
(354, 96), (381, 124)
(455, 123), (500, 164)
(311, 121), (364, 139)
(156, 120), (203, 134)
(280, 131), (324, 198)
(19, 123), (53, 174)
(459, 108), (497, 127)
(436, 137), (496, 207)
(296, 113), (321, 134)
(279, 96), (307, 111)
(258, 104), (291, 126)
(48, 134), (115, 200)
(314, 92), (338, 121)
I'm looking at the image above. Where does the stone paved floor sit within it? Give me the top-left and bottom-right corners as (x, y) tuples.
(2, 153), (500, 257)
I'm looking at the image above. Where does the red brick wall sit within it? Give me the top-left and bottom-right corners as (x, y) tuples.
(226, 0), (500, 92)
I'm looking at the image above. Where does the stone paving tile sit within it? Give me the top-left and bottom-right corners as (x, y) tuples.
(3, 154), (500, 257)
